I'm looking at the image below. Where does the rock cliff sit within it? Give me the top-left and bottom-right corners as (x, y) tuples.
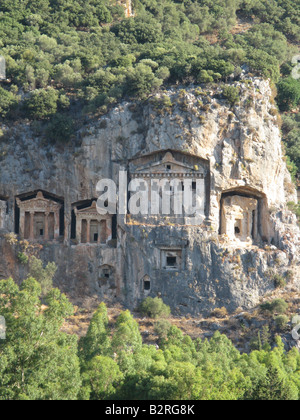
(0, 75), (299, 315)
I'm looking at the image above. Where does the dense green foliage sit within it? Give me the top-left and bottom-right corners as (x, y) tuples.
(239, 0), (300, 41)
(28, 255), (57, 296)
(277, 77), (300, 112)
(0, 0), (298, 173)
(1, 279), (300, 401)
(260, 298), (289, 315)
(282, 114), (300, 179)
(0, 278), (81, 400)
(139, 296), (171, 318)
(0, 0), (297, 112)
(0, 0), (299, 171)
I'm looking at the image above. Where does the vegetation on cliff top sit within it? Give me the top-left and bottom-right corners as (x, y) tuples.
(0, 0), (299, 172)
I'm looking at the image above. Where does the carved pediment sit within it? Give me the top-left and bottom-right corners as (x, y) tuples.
(17, 191), (62, 212)
(75, 201), (110, 219)
(133, 152), (204, 177)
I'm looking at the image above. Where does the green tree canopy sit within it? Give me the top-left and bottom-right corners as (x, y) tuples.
(0, 277), (81, 400)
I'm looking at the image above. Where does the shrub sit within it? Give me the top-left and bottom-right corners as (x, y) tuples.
(25, 88), (59, 119)
(151, 95), (172, 110)
(28, 256), (57, 296)
(0, 87), (18, 117)
(261, 299), (288, 315)
(275, 315), (289, 331)
(45, 114), (75, 143)
(211, 307), (228, 319)
(54, 63), (82, 87)
(277, 77), (300, 111)
(154, 319), (172, 340)
(17, 252), (29, 265)
(138, 297), (171, 319)
(273, 274), (287, 289)
(287, 202), (300, 223)
(285, 270), (294, 282)
(222, 86), (240, 106)
(125, 63), (163, 99)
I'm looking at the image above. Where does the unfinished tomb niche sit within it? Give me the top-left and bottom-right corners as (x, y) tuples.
(98, 265), (115, 290)
(74, 200), (112, 245)
(99, 264), (114, 280)
(161, 248), (182, 271)
(141, 275), (151, 293)
(16, 191), (63, 241)
(128, 150), (210, 224)
(220, 188), (269, 243)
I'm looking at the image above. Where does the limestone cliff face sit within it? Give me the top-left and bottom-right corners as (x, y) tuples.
(0, 75), (299, 315)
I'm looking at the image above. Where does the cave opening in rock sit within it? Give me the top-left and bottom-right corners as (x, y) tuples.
(100, 265), (113, 280)
(144, 280), (151, 291)
(167, 256), (177, 267)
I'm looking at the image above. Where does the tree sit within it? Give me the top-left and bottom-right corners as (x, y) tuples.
(111, 310), (142, 354)
(0, 87), (18, 118)
(246, 365), (297, 400)
(79, 302), (111, 362)
(154, 319), (172, 341)
(0, 277), (81, 400)
(81, 356), (123, 400)
(282, 113), (300, 175)
(45, 114), (74, 143)
(54, 62), (82, 87)
(246, 49), (280, 82)
(243, 24), (290, 64)
(162, 361), (202, 400)
(277, 77), (300, 111)
(25, 88), (59, 119)
(139, 297), (171, 319)
(260, 299), (288, 314)
(222, 86), (240, 106)
(28, 256), (57, 296)
(125, 63), (163, 99)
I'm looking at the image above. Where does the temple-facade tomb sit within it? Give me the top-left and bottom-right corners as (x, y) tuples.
(221, 195), (258, 242)
(128, 150), (209, 224)
(16, 191), (62, 241)
(74, 201), (112, 244)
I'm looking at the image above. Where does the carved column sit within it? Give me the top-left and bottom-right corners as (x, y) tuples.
(19, 210), (25, 238)
(54, 211), (60, 239)
(253, 210), (258, 240)
(74, 209), (82, 244)
(247, 211), (251, 238)
(97, 221), (101, 244)
(107, 217), (112, 242)
(86, 219), (91, 243)
(100, 219), (107, 244)
(44, 212), (49, 240)
(29, 211), (34, 240)
(78, 217), (82, 244)
(0, 206), (3, 229)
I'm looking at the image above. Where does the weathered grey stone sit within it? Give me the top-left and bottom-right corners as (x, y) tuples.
(0, 77), (299, 315)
